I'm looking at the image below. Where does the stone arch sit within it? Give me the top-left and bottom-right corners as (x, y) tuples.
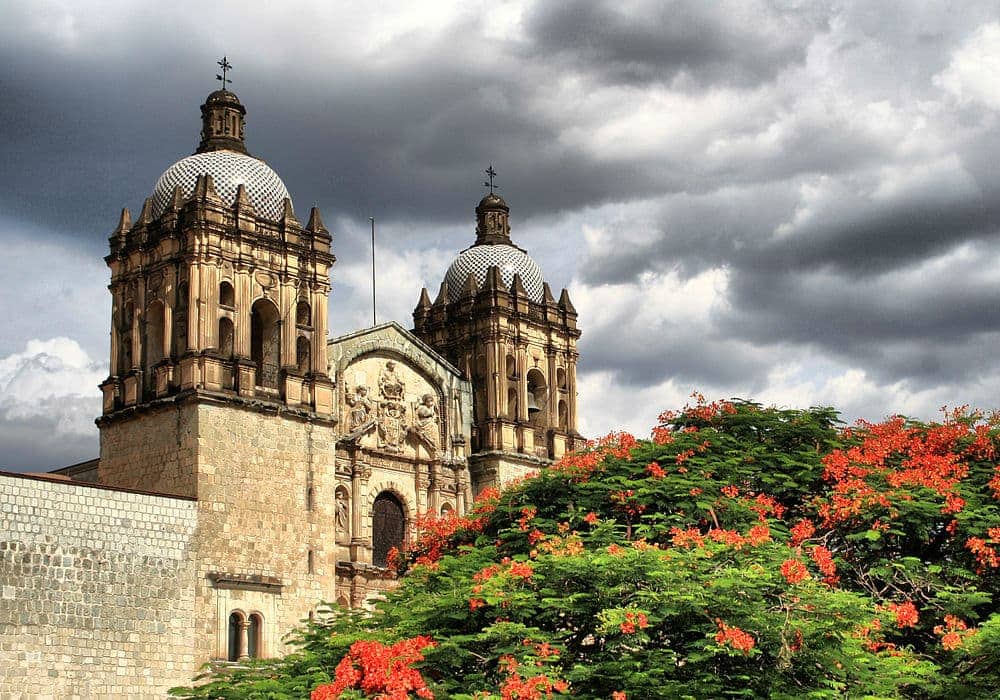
(296, 300), (312, 327)
(219, 280), (235, 307)
(296, 335), (311, 373)
(227, 609), (246, 661)
(251, 298), (280, 388)
(247, 611), (264, 658)
(526, 368), (548, 427)
(371, 491), (406, 568)
(363, 481), (413, 559)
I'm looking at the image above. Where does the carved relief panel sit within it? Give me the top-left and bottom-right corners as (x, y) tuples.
(342, 356), (443, 460)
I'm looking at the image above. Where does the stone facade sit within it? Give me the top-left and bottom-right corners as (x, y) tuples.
(0, 473), (198, 698)
(327, 323), (473, 605)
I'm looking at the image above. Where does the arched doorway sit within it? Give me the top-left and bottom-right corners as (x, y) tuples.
(371, 492), (405, 568)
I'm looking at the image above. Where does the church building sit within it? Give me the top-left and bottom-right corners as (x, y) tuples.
(0, 83), (581, 697)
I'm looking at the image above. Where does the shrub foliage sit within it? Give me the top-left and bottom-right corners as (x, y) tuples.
(172, 397), (1000, 699)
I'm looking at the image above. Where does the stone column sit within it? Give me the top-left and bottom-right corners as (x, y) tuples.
(187, 263), (200, 351)
(109, 292), (120, 374)
(547, 347), (558, 428)
(568, 357), (578, 431)
(239, 620), (249, 660)
(517, 345), (529, 421)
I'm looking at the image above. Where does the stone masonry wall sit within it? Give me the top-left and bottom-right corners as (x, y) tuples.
(99, 402), (199, 498)
(0, 473), (198, 698)
(191, 402), (339, 663)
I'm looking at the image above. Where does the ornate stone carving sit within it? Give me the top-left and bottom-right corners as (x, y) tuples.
(411, 393), (440, 455)
(346, 385), (373, 431)
(378, 361), (404, 401)
(335, 487), (350, 538)
(377, 399), (407, 453)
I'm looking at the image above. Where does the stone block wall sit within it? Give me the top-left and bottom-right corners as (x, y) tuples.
(0, 473), (198, 698)
(191, 402), (339, 663)
(99, 402), (199, 498)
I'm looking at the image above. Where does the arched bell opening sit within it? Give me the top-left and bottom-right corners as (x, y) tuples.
(250, 298), (280, 389)
(526, 368), (548, 429)
(219, 281), (235, 308)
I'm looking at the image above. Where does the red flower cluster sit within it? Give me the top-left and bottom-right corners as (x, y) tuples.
(934, 615), (976, 651)
(619, 611), (649, 634)
(715, 619), (755, 653)
(311, 636), (436, 700)
(810, 545), (837, 585)
(819, 416), (977, 527)
(780, 558), (810, 585)
(965, 536), (1000, 572)
(888, 601), (919, 628)
(550, 432), (637, 481)
(646, 461), (666, 479)
(496, 656), (568, 700)
(518, 506), (538, 532)
(788, 519), (816, 546)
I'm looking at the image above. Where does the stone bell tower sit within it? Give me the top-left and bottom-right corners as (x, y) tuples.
(97, 86), (336, 496)
(413, 178), (582, 493)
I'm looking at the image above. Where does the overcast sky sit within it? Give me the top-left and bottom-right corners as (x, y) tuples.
(2, 1), (1000, 471)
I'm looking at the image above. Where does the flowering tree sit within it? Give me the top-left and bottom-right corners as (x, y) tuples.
(172, 397), (1000, 699)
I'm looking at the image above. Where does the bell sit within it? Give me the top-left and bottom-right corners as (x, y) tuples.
(526, 393), (540, 413)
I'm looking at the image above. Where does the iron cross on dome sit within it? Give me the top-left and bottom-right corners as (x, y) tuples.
(216, 56), (233, 90)
(483, 165), (499, 194)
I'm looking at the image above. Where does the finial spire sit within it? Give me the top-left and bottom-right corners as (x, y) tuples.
(483, 164), (499, 194)
(216, 56), (233, 90)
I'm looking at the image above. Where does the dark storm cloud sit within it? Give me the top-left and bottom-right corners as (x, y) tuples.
(583, 318), (770, 389)
(5, 1), (1000, 464)
(522, 0), (826, 88)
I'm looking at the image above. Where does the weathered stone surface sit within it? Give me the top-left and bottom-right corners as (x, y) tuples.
(0, 474), (197, 697)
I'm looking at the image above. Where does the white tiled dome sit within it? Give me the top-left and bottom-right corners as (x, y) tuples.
(149, 151), (291, 220)
(444, 244), (544, 302)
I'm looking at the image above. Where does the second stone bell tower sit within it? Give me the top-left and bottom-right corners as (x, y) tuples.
(413, 178), (582, 493)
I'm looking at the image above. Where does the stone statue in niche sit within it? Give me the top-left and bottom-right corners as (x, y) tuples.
(411, 393), (440, 455)
(346, 385), (373, 431)
(378, 360), (405, 401)
(335, 489), (349, 534)
(378, 400), (407, 453)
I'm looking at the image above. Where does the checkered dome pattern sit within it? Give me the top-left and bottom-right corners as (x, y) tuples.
(444, 244), (545, 302)
(150, 151), (291, 221)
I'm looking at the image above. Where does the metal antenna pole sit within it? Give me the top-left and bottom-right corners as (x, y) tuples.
(370, 216), (376, 326)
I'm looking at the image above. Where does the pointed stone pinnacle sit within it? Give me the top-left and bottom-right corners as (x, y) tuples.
(136, 197), (154, 225)
(461, 272), (479, 299)
(542, 282), (557, 305)
(169, 185), (185, 211)
(113, 207), (132, 236)
(416, 287), (432, 310)
(510, 273), (527, 297)
(483, 265), (503, 290)
(433, 281), (449, 306)
(306, 207), (328, 233)
(558, 288), (577, 314)
(233, 184), (255, 213)
(281, 198), (299, 226)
